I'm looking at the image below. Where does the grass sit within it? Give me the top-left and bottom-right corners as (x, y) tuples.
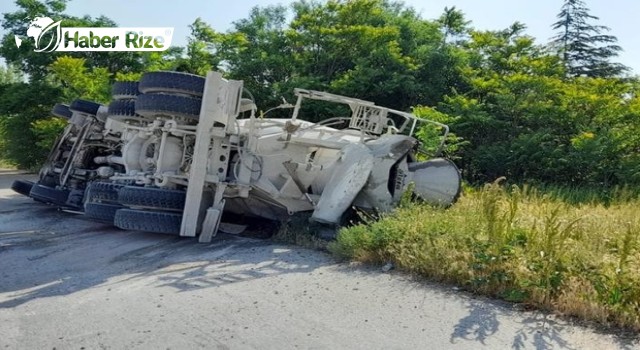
(329, 181), (640, 331)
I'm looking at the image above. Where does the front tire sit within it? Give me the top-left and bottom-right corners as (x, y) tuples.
(29, 183), (69, 206)
(11, 179), (34, 197)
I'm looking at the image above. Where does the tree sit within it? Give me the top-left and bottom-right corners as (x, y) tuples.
(193, 0), (465, 112)
(0, 0), (68, 81)
(438, 25), (571, 183)
(219, 5), (294, 108)
(437, 21), (640, 186)
(551, 0), (627, 77)
(174, 18), (222, 75)
(437, 6), (469, 46)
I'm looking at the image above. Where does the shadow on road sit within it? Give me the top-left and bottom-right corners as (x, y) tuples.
(447, 292), (638, 350)
(0, 227), (323, 309)
(449, 299), (577, 350)
(450, 300), (500, 345)
(510, 314), (573, 350)
(0, 171), (326, 310)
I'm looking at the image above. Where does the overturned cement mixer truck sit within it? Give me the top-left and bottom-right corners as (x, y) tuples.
(12, 71), (461, 242)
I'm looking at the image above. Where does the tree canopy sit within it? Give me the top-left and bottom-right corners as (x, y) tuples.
(551, 0), (627, 77)
(1, 0), (638, 187)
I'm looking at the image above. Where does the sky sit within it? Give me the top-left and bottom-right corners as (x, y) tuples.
(2, 0), (639, 74)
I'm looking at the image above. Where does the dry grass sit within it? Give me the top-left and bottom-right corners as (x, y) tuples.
(329, 182), (640, 331)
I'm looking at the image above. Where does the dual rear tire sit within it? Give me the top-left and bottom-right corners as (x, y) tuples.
(82, 183), (186, 235)
(113, 186), (186, 235)
(135, 71), (206, 121)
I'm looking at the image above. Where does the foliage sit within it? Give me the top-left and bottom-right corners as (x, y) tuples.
(190, 0), (465, 114)
(437, 24), (640, 186)
(437, 6), (469, 45)
(174, 18), (221, 75)
(32, 116), (66, 150)
(331, 183), (640, 331)
(0, 64), (23, 84)
(412, 105), (466, 159)
(2, 0), (137, 81)
(49, 56), (111, 103)
(551, 0), (627, 77)
(0, 82), (61, 168)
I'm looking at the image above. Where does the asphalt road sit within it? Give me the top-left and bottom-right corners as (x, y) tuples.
(0, 170), (637, 349)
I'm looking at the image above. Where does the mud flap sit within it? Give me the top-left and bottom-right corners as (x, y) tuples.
(311, 143), (373, 225)
(199, 204), (224, 243)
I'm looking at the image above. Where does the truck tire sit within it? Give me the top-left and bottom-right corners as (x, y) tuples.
(138, 71), (205, 97)
(84, 202), (121, 223)
(108, 100), (136, 117)
(85, 182), (124, 204)
(114, 209), (182, 235)
(118, 186), (186, 210)
(111, 81), (139, 100)
(69, 99), (101, 115)
(11, 179), (34, 196)
(135, 93), (201, 120)
(51, 104), (72, 119)
(29, 183), (69, 206)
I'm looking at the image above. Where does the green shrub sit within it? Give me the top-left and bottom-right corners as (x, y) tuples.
(0, 82), (61, 169)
